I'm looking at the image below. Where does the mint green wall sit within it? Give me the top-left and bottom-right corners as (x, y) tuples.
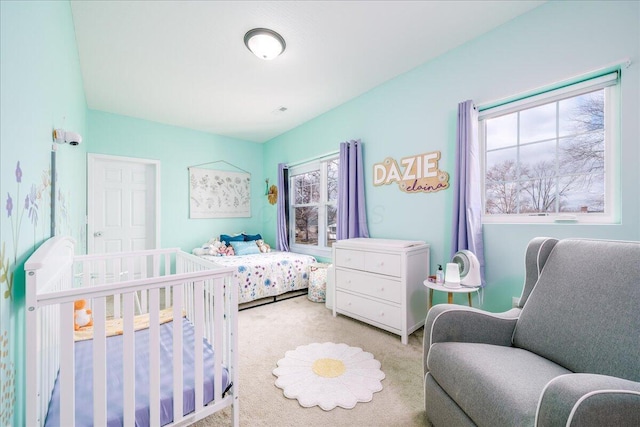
(87, 111), (265, 252)
(263, 1), (640, 311)
(0, 1), (87, 425)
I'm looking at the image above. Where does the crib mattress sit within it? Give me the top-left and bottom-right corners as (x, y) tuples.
(44, 319), (230, 427)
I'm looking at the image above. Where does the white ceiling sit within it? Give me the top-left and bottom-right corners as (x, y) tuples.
(71, 1), (545, 143)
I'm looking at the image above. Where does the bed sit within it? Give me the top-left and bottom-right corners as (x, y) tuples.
(198, 251), (317, 304)
(25, 236), (239, 427)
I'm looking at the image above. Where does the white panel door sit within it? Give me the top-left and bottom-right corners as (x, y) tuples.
(88, 154), (160, 254)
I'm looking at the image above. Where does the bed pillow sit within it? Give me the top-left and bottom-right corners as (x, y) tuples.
(230, 241), (261, 256)
(243, 233), (263, 241)
(220, 234), (244, 246)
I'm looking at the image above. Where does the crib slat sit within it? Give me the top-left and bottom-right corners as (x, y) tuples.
(140, 255), (148, 314)
(206, 281), (214, 344)
(173, 285), (184, 423)
(122, 293), (136, 426)
(228, 273), (240, 427)
(60, 301), (75, 427)
(194, 280), (204, 412)
(92, 297), (108, 426)
(107, 260), (122, 319)
(214, 279), (224, 402)
(165, 253), (172, 307)
(82, 260), (90, 288)
(148, 288), (161, 427)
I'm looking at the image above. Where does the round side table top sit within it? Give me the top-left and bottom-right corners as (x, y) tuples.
(423, 280), (480, 293)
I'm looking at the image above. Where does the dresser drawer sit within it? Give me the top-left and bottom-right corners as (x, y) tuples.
(334, 248), (365, 270)
(336, 291), (401, 330)
(364, 252), (402, 277)
(335, 269), (401, 304)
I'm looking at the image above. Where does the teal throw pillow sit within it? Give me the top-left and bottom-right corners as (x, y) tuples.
(230, 241), (261, 256)
(243, 233), (263, 241)
(220, 234), (244, 246)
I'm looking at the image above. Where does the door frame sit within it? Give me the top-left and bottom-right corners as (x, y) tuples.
(87, 153), (161, 253)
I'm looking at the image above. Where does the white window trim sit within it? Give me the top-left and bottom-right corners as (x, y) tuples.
(479, 72), (620, 225)
(288, 156), (338, 258)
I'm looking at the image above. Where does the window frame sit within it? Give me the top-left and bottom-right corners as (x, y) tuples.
(479, 71), (620, 224)
(288, 155), (339, 257)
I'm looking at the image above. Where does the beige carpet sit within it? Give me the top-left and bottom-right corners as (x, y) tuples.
(194, 296), (428, 427)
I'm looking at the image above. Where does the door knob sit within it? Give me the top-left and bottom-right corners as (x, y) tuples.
(94, 231), (103, 237)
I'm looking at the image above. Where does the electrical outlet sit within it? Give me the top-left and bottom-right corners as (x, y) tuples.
(512, 296), (520, 308)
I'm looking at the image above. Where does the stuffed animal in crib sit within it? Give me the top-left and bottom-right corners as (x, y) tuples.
(256, 239), (271, 253)
(74, 299), (93, 331)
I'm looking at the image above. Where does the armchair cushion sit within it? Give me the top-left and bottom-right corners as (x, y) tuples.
(428, 343), (571, 426)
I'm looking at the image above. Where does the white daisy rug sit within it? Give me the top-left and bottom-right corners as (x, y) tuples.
(272, 342), (385, 411)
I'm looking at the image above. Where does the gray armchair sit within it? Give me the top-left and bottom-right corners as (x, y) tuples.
(423, 238), (640, 426)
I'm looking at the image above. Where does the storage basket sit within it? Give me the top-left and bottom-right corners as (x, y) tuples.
(308, 263), (331, 302)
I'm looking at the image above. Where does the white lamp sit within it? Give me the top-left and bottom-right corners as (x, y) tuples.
(444, 262), (461, 288)
(244, 28), (286, 60)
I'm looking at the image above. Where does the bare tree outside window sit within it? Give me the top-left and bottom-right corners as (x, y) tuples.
(326, 159), (339, 247)
(484, 88), (606, 216)
(290, 157), (339, 250)
(293, 171), (319, 244)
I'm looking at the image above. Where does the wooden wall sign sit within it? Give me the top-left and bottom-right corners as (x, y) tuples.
(373, 151), (449, 193)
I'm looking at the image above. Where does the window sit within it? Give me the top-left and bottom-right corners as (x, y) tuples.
(289, 157), (339, 255)
(479, 72), (620, 223)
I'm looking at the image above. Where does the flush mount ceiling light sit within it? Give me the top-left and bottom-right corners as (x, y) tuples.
(244, 28), (286, 60)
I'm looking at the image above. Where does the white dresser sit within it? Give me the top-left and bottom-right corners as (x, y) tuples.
(332, 238), (430, 344)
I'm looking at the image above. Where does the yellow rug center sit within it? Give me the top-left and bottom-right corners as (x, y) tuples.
(312, 358), (346, 378)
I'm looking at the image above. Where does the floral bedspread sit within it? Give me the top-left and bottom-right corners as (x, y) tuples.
(200, 251), (317, 304)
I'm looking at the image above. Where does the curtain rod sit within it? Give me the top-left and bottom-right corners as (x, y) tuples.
(477, 58), (631, 112)
(287, 149), (340, 168)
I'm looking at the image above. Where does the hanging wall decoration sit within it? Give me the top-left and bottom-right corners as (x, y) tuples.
(373, 151), (449, 193)
(267, 185), (278, 205)
(189, 162), (251, 218)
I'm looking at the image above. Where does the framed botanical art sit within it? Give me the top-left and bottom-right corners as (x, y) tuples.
(189, 167), (251, 218)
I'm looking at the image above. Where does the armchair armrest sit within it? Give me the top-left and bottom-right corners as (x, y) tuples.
(423, 304), (521, 377)
(536, 373), (640, 427)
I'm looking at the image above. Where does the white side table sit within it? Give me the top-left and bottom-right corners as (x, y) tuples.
(423, 280), (480, 309)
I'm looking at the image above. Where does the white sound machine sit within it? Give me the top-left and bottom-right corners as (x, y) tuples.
(451, 250), (481, 287)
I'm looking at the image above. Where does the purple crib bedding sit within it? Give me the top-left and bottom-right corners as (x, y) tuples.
(44, 319), (230, 427)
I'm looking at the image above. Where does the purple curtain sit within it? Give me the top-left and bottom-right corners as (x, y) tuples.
(276, 163), (289, 251)
(451, 100), (485, 284)
(337, 140), (369, 240)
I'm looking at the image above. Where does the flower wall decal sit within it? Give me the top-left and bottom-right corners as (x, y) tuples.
(273, 342), (385, 411)
(2, 162), (51, 300)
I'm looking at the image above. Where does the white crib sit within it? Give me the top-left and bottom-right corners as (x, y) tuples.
(25, 236), (239, 427)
